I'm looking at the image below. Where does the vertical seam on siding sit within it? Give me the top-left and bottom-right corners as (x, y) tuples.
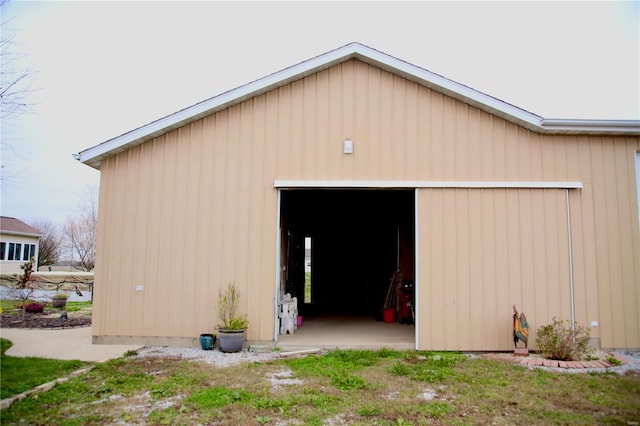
(566, 189), (576, 331)
(274, 190), (282, 342)
(414, 188), (419, 350)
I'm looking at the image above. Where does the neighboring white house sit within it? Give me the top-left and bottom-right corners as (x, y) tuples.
(304, 248), (311, 273)
(0, 216), (41, 274)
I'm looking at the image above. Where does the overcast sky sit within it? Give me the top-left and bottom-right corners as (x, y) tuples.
(1, 1), (638, 226)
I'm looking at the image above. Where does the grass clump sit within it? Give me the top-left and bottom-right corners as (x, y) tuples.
(330, 371), (371, 391)
(388, 351), (465, 383)
(418, 401), (454, 419)
(64, 301), (93, 312)
(358, 404), (382, 416)
(287, 348), (402, 391)
(187, 386), (254, 409)
(607, 356), (622, 366)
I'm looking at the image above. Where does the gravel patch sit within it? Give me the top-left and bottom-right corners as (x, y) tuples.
(134, 346), (281, 367)
(530, 350), (640, 375)
(420, 388), (437, 401)
(562, 350), (640, 375)
(477, 350), (640, 375)
(267, 369), (304, 388)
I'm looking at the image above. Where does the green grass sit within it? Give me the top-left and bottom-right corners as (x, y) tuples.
(0, 299), (92, 312)
(1, 299), (21, 310)
(304, 271), (311, 303)
(1, 348), (638, 425)
(0, 338), (91, 399)
(0, 299), (93, 315)
(64, 301), (92, 312)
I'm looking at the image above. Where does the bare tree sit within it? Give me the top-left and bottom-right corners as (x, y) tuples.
(63, 186), (97, 271)
(0, 34), (33, 119)
(29, 218), (62, 268)
(1, 0), (37, 183)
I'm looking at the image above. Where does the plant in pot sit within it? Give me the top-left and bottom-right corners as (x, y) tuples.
(52, 292), (68, 309)
(215, 282), (249, 353)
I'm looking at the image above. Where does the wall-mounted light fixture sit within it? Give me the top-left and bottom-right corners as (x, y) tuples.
(343, 139), (353, 154)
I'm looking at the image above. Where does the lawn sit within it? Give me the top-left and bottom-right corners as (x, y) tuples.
(0, 339), (90, 400)
(1, 347), (638, 425)
(0, 299), (92, 312)
(305, 271), (311, 303)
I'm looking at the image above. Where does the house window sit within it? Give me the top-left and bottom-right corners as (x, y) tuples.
(0, 241), (37, 261)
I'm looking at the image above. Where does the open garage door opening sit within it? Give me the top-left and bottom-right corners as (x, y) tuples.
(277, 189), (415, 349)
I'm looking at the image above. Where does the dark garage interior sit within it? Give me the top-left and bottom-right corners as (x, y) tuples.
(279, 189), (415, 320)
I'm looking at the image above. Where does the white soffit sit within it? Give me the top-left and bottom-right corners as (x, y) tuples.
(78, 42), (640, 170)
(273, 180), (583, 189)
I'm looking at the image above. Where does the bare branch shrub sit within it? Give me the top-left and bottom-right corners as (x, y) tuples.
(6, 258), (37, 321)
(536, 317), (590, 361)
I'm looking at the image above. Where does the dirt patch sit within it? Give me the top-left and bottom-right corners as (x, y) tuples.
(0, 311), (92, 329)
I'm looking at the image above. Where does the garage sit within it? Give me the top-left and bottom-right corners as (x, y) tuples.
(79, 43), (640, 350)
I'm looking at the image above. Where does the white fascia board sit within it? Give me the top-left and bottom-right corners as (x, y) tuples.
(355, 45), (639, 135)
(540, 118), (640, 135)
(350, 45), (544, 131)
(273, 180), (583, 189)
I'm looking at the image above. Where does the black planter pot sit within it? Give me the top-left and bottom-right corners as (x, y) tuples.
(217, 329), (246, 353)
(199, 333), (216, 350)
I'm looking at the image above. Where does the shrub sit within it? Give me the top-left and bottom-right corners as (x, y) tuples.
(25, 303), (44, 314)
(536, 317), (590, 361)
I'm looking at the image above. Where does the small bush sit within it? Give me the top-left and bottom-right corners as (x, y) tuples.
(536, 317), (590, 361)
(25, 303), (44, 313)
(123, 349), (138, 358)
(607, 356), (622, 366)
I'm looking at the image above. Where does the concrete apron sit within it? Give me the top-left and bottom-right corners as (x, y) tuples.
(0, 327), (144, 362)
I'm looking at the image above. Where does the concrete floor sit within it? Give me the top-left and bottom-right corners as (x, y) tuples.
(276, 314), (415, 350)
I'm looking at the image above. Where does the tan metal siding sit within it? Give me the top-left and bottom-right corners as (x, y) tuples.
(93, 59), (640, 349)
(589, 138), (640, 348)
(417, 189), (573, 351)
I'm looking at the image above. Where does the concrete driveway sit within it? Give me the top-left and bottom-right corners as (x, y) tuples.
(0, 327), (143, 362)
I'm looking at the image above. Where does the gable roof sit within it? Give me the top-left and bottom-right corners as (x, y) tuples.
(78, 42), (640, 170)
(0, 216), (42, 238)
